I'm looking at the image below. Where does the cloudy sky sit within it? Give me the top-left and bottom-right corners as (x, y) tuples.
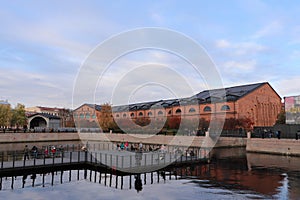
(1, 0), (300, 109)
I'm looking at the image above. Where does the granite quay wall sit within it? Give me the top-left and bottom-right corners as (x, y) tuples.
(79, 133), (247, 148)
(0, 132), (79, 144)
(246, 138), (300, 156)
(0, 132), (246, 148)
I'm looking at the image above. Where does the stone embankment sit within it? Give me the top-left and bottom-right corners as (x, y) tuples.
(246, 138), (300, 156)
(1, 132), (299, 156)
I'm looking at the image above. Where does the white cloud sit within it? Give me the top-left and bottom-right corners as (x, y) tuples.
(274, 76), (300, 97)
(224, 60), (257, 71)
(251, 21), (283, 39)
(215, 39), (231, 48)
(215, 39), (268, 56)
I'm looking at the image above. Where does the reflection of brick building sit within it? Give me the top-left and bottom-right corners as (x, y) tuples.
(25, 106), (74, 127)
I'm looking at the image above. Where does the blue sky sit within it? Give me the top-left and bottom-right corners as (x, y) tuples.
(1, 0), (300, 108)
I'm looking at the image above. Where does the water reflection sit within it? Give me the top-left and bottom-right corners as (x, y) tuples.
(0, 147), (300, 199)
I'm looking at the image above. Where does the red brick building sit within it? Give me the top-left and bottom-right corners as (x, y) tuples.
(74, 82), (282, 130)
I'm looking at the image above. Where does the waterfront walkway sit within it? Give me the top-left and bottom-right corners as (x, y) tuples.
(0, 149), (208, 176)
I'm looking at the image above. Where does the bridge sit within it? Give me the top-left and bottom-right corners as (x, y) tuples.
(0, 149), (209, 177)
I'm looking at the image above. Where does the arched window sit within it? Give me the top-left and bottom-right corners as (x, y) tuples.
(168, 110), (172, 115)
(158, 111), (163, 115)
(148, 111), (153, 116)
(221, 105), (230, 111)
(138, 112), (143, 116)
(85, 113), (90, 119)
(73, 113), (78, 118)
(203, 106), (211, 112)
(80, 113), (84, 119)
(116, 114), (120, 117)
(92, 114), (96, 119)
(175, 108), (182, 114)
(189, 108), (196, 113)
(130, 113), (135, 117)
(123, 113), (127, 117)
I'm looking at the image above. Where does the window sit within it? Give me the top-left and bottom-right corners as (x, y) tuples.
(92, 114), (96, 119)
(203, 106), (211, 112)
(221, 105), (230, 111)
(80, 113), (84, 119)
(148, 111), (153, 116)
(175, 109), (182, 114)
(189, 108), (196, 113)
(168, 110), (172, 115)
(74, 113), (78, 118)
(158, 111), (163, 115)
(116, 114), (120, 117)
(130, 113), (135, 117)
(86, 113), (90, 119)
(138, 112), (143, 116)
(123, 113), (127, 117)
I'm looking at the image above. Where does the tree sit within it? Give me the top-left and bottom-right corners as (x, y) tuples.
(276, 110), (286, 124)
(0, 104), (12, 128)
(11, 103), (27, 129)
(98, 103), (117, 132)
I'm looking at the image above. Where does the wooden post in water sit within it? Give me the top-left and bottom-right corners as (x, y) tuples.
(99, 172), (102, 184)
(151, 172), (153, 184)
(121, 176), (123, 190)
(60, 171), (63, 184)
(129, 174), (132, 189)
(109, 173), (112, 187)
(11, 176), (14, 189)
(51, 172), (54, 186)
(69, 170), (72, 182)
(42, 174), (45, 187)
(115, 175), (118, 189)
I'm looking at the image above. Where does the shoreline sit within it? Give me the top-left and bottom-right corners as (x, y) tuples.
(0, 132), (299, 156)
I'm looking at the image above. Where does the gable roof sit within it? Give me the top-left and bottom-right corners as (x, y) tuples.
(74, 103), (102, 112)
(28, 113), (61, 120)
(193, 82), (267, 103)
(111, 82), (272, 111)
(76, 82), (280, 112)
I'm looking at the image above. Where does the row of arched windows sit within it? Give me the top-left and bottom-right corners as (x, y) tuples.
(114, 105), (231, 118)
(74, 113), (96, 119)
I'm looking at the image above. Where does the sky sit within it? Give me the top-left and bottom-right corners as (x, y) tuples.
(1, 0), (300, 109)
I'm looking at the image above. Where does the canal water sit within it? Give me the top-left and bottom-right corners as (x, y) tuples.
(0, 146), (299, 200)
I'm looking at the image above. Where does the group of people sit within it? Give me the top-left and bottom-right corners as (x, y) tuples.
(23, 145), (39, 160)
(23, 144), (62, 160)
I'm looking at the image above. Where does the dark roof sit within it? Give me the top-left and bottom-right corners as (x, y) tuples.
(28, 113), (61, 120)
(192, 82), (267, 103)
(74, 103), (102, 112)
(111, 82), (269, 111)
(85, 104), (102, 111)
(77, 82), (275, 112)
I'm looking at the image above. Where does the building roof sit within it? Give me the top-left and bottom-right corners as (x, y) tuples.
(28, 113), (61, 120)
(76, 82), (278, 112)
(111, 82), (271, 111)
(192, 82), (267, 103)
(74, 103), (102, 112)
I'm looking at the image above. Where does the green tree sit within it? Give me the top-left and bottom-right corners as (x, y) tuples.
(11, 103), (27, 128)
(0, 104), (12, 128)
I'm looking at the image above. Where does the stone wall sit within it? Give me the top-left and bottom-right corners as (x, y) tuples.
(246, 138), (300, 156)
